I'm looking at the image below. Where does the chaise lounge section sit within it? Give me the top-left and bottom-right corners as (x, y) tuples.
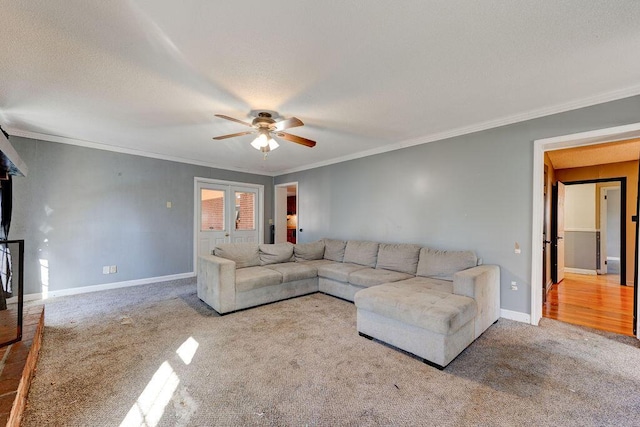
(197, 239), (500, 368)
(355, 263), (500, 368)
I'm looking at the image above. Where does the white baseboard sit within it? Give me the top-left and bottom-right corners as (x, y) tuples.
(564, 268), (597, 275)
(7, 272), (195, 302)
(500, 309), (531, 324)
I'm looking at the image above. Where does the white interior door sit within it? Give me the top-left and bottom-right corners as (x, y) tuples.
(599, 187), (608, 274)
(196, 181), (261, 259)
(552, 181), (565, 283)
(557, 182), (565, 282)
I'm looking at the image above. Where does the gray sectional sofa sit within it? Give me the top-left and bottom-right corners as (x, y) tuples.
(197, 239), (500, 368)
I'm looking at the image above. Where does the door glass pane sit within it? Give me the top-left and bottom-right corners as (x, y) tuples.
(235, 192), (255, 230)
(201, 189), (225, 231)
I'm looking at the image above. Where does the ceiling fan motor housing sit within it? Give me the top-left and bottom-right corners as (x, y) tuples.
(252, 112), (275, 128)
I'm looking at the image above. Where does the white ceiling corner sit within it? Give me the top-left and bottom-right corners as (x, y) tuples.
(2, 0), (640, 175)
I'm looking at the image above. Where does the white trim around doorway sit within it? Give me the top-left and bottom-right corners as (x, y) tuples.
(274, 182), (299, 244)
(530, 122), (640, 335)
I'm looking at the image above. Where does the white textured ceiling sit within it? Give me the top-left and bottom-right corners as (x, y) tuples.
(2, 1), (640, 176)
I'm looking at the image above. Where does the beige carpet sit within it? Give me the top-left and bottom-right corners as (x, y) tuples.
(23, 279), (640, 426)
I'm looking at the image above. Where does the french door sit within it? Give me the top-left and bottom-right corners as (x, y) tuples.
(195, 179), (262, 261)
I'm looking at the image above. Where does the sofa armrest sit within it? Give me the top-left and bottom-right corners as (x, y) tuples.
(453, 265), (500, 338)
(197, 255), (237, 314)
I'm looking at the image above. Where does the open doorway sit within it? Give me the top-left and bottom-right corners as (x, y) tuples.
(532, 128), (640, 339)
(545, 174), (631, 335)
(274, 182), (298, 244)
(558, 179), (626, 284)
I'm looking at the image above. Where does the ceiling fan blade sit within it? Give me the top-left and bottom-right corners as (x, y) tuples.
(275, 132), (316, 148)
(214, 114), (254, 128)
(271, 117), (304, 132)
(213, 130), (256, 140)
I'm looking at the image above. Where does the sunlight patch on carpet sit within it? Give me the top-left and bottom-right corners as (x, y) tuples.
(176, 336), (199, 365)
(119, 361), (179, 427)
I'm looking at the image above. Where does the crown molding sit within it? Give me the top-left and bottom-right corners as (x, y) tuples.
(5, 129), (277, 177)
(6, 84), (640, 178)
(275, 84), (640, 176)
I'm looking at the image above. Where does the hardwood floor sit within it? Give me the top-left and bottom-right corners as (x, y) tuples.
(543, 272), (635, 336)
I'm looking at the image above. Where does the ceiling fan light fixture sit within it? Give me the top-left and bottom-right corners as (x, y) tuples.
(250, 132), (268, 150)
(251, 130), (279, 152)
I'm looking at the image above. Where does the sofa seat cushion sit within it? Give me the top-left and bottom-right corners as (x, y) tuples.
(393, 276), (454, 293)
(348, 268), (413, 288)
(317, 262), (369, 282)
(354, 282), (477, 335)
(264, 262), (318, 282)
(297, 259), (338, 267)
(235, 266), (282, 292)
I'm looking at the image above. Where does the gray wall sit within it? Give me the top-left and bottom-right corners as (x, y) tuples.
(276, 95), (640, 314)
(606, 188), (621, 258)
(10, 137), (273, 295)
(565, 231), (598, 270)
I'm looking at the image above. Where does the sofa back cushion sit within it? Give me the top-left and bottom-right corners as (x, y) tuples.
(417, 247), (477, 281)
(214, 243), (260, 269)
(294, 240), (325, 261)
(343, 240), (379, 267)
(376, 243), (422, 275)
(323, 239), (347, 262)
(259, 243), (294, 265)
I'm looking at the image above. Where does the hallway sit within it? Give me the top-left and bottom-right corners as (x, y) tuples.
(543, 272), (634, 336)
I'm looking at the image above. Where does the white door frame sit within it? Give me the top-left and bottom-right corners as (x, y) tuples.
(193, 177), (264, 273)
(274, 181), (298, 244)
(531, 122), (640, 339)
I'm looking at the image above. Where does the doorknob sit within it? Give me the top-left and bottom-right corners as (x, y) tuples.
(225, 233), (229, 237)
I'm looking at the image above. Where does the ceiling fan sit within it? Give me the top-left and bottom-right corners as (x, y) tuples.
(213, 111), (316, 153)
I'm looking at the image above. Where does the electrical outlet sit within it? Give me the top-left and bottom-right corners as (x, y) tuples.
(511, 281), (518, 291)
(109, 265), (117, 274)
(102, 266), (110, 275)
(166, 201), (172, 208)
